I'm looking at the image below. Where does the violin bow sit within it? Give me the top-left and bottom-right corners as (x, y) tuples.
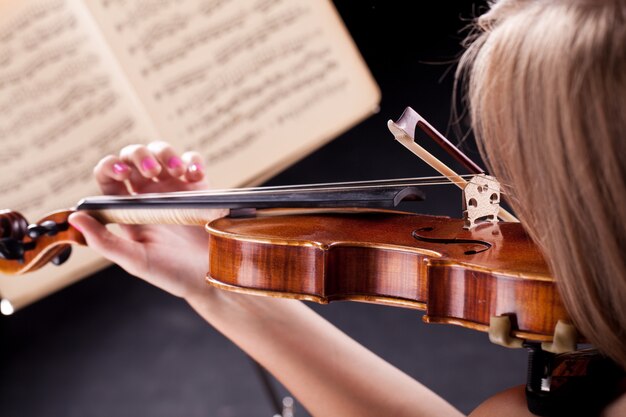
(387, 107), (519, 223)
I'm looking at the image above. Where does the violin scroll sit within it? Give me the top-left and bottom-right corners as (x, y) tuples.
(0, 210), (29, 240)
(0, 209), (84, 275)
(0, 210), (30, 262)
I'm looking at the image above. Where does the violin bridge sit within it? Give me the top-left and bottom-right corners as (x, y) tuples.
(463, 174), (501, 229)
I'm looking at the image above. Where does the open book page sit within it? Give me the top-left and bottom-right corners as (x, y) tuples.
(0, 0), (380, 312)
(0, 0), (161, 310)
(84, 0), (381, 187)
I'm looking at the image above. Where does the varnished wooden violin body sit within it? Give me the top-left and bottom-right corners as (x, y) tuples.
(206, 207), (568, 343)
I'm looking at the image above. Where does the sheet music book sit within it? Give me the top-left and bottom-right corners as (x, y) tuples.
(0, 0), (380, 312)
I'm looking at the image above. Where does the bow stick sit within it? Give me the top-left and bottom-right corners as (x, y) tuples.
(387, 107), (519, 223)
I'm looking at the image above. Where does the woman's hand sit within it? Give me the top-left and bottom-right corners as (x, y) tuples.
(67, 145), (467, 417)
(68, 141), (226, 300)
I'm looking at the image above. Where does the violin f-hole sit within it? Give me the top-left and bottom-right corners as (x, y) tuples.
(412, 227), (492, 255)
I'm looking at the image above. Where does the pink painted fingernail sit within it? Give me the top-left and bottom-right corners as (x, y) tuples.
(188, 162), (203, 173)
(141, 157), (159, 171)
(112, 162), (129, 174)
(167, 156), (183, 169)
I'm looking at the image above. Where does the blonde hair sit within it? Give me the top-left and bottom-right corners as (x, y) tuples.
(456, 0), (626, 367)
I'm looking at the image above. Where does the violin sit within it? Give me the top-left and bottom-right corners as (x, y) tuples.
(0, 107), (577, 353)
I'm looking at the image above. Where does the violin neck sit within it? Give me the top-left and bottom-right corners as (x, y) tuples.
(84, 207), (219, 226)
(76, 182), (425, 226)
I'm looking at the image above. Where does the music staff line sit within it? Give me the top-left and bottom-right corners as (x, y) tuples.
(186, 49), (334, 134)
(0, 38), (86, 91)
(0, 116), (135, 208)
(0, 0), (65, 45)
(31, 92), (118, 148)
(193, 58), (341, 150)
(214, 6), (306, 65)
(160, 28), (317, 108)
(0, 54), (100, 116)
(0, 76), (111, 139)
(21, 14), (77, 52)
(141, 10), (247, 75)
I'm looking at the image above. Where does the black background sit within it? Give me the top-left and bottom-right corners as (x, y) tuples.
(1, 2), (531, 416)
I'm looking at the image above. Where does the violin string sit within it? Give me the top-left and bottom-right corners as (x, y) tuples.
(84, 174), (511, 204)
(183, 177), (475, 195)
(161, 174), (479, 194)
(85, 175), (479, 202)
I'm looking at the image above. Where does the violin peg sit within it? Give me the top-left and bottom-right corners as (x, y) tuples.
(0, 238), (25, 262)
(0, 210), (29, 240)
(27, 220), (61, 239)
(51, 245), (72, 266)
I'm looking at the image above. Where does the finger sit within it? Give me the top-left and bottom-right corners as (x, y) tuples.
(147, 141), (186, 179)
(120, 144), (162, 180)
(181, 151), (205, 183)
(117, 223), (145, 242)
(93, 155), (131, 196)
(126, 165), (154, 193)
(68, 212), (144, 277)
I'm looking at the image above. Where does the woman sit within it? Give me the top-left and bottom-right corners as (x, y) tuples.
(68, 0), (626, 415)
